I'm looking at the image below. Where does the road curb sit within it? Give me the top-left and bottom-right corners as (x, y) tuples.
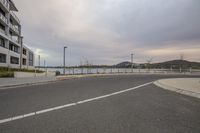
(154, 80), (200, 99)
(0, 79), (58, 90)
(0, 74), (115, 90)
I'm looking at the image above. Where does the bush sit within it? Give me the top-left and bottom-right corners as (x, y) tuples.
(0, 67), (44, 73)
(0, 72), (14, 78)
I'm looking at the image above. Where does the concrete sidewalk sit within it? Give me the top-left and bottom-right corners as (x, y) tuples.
(154, 78), (200, 99)
(0, 74), (112, 89)
(0, 76), (57, 89)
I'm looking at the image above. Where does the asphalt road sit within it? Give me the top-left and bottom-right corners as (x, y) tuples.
(0, 74), (200, 133)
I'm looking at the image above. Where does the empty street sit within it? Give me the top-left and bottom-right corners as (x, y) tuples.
(0, 74), (200, 133)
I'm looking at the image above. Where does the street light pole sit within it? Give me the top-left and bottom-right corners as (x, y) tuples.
(63, 46), (67, 75)
(43, 59), (47, 76)
(131, 53), (134, 72)
(38, 55), (40, 70)
(44, 60), (46, 68)
(131, 53), (133, 64)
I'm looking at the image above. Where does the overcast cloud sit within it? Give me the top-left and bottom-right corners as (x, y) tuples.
(15, 0), (200, 66)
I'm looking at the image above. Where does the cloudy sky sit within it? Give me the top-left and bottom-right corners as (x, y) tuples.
(14, 0), (200, 66)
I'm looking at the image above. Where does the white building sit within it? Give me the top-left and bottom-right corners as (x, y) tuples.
(0, 0), (34, 69)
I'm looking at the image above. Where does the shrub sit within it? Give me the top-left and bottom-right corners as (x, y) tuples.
(0, 72), (14, 78)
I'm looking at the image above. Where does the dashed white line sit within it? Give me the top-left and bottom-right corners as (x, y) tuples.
(0, 81), (153, 124)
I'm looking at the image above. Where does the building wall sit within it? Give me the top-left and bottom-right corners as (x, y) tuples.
(21, 45), (34, 69)
(0, 0), (34, 69)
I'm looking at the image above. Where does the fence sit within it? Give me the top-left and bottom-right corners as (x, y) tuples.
(45, 68), (200, 75)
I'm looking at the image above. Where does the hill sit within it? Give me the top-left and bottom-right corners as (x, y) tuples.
(115, 60), (200, 69)
(151, 60), (200, 69)
(115, 61), (137, 68)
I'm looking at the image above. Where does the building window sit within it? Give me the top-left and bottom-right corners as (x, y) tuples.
(0, 53), (6, 63)
(13, 46), (19, 53)
(9, 44), (13, 50)
(10, 18), (13, 24)
(23, 48), (27, 55)
(9, 43), (19, 53)
(10, 56), (19, 64)
(0, 8), (5, 16)
(23, 58), (26, 65)
(0, 23), (5, 34)
(0, 38), (5, 48)
(29, 52), (33, 66)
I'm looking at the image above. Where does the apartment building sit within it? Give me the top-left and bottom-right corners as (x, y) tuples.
(0, 0), (34, 69)
(21, 44), (34, 69)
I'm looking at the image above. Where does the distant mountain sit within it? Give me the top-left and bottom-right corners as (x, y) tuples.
(115, 60), (200, 69)
(115, 61), (135, 68)
(151, 60), (200, 69)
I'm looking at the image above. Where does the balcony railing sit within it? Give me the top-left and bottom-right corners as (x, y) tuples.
(10, 11), (20, 24)
(9, 23), (19, 34)
(8, 34), (19, 44)
(0, 28), (6, 35)
(0, 12), (8, 24)
(0, 0), (9, 10)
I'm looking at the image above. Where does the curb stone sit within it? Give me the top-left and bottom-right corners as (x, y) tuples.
(154, 80), (200, 99)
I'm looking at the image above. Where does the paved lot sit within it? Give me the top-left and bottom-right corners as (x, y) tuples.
(0, 74), (200, 133)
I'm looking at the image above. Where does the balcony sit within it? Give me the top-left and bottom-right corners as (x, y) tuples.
(8, 34), (20, 45)
(9, 23), (19, 35)
(9, 0), (18, 11)
(0, 28), (5, 35)
(0, 12), (8, 25)
(10, 11), (20, 24)
(0, 0), (9, 11)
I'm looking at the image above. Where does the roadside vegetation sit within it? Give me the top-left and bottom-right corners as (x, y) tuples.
(0, 67), (44, 78)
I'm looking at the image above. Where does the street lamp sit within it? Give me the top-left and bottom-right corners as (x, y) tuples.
(63, 46), (68, 75)
(131, 53), (134, 72)
(38, 55), (40, 70)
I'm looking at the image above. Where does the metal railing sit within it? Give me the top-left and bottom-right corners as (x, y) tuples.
(8, 34), (19, 44)
(0, 28), (5, 35)
(9, 23), (19, 34)
(0, 0), (9, 10)
(42, 68), (200, 75)
(10, 11), (20, 24)
(0, 12), (8, 24)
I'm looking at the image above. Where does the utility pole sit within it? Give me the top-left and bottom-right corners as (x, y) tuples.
(63, 46), (67, 75)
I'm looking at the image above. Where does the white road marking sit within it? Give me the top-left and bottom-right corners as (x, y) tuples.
(0, 81), (153, 124)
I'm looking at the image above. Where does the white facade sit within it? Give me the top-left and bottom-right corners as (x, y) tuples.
(21, 45), (34, 69)
(0, 0), (34, 69)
